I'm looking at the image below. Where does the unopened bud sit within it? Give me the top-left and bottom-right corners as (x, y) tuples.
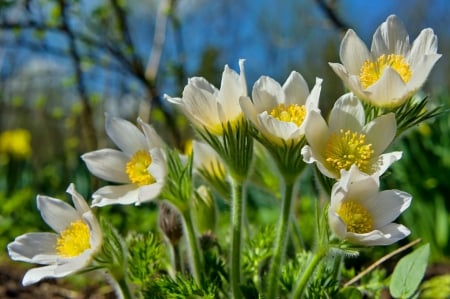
(158, 202), (183, 245)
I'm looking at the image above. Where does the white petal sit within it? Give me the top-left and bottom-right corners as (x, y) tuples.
(22, 264), (60, 286)
(366, 67), (408, 107)
(304, 77), (322, 111)
(238, 59), (248, 96)
(188, 76), (218, 95)
(149, 148), (168, 181)
(304, 109), (329, 154)
(252, 76), (282, 113)
(37, 195), (79, 233)
(91, 184), (139, 207)
(183, 84), (220, 128)
(409, 28), (438, 63)
(66, 183), (90, 215)
(328, 208), (347, 240)
(371, 15), (410, 56)
(408, 54), (441, 91)
(257, 112), (301, 142)
(82, 212), (103, 250)
(81, 149), (130, 183)
(54, 250), (93, 277)
(364, 113), (396, 155)
(105, 115), (147, 156)
(374, 151), (402, 176)
(329, 62), (349, 83)
(138, 118), (165, 149)
(302, 145), (336, 178)
(240, 96), (259, 126)
(338, 165), (379, 197)
(367, 189), (412, 227)
(340, 29), (371, 75)
(8, 232), (58, 263)
(346, 223), (410, 246)
(164, 94), (183, 106)
(138, 182), (164, 205)
(218, 64), (244, 107)
(328, 93), (364, 131)
(283, 71), (309, 106)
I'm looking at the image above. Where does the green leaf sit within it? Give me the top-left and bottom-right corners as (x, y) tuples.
(389, 243), (430, 298)
(338, 287), (363, 299)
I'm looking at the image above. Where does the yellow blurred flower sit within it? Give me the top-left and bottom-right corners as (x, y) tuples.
(0, 129), (32, 159)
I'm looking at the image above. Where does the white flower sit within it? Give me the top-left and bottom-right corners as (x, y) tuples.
(329, 15), (441, 108)
(328, 165), (411, 246)
(7, 184), (102, 286)
(82, 115), (167, 207)
(302, 93), (401, 179)
(164, 59), (247, 135)
(240, 73), (322, 146)
(193, 140), (226, 180)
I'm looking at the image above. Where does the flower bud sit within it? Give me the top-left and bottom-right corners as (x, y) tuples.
(158, 202), (183, 245)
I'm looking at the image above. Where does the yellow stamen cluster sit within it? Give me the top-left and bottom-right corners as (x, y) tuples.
(337, 200), (374, 234)
(325, 129), (374, 174)
(56, 220), (91, 257)
(270, 104), (306, 127)
(359, 54), (412, 88)
(126, 150), (156, 186)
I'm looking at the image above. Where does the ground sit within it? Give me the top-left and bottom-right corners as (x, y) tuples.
(0, 260), (117, 299)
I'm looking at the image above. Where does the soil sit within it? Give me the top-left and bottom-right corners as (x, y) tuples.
(0, 260), (117, 299)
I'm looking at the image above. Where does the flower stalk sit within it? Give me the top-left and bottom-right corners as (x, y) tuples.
(181, 209), (203, 285)
(291, 246), (328, 299)
(230, 175), (245, 299)
(266, 179), (297, 298)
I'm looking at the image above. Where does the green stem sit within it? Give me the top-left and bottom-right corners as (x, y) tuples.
(117, 275), (134, 299)
(230, 176), (245, 299)
(182, 210), (203, 285)
(173, 242), (184, 274)
(266, 180), (296, 298)
(291, 247), (327, 299)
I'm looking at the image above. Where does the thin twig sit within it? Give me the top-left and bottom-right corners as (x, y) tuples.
(344, 238), (422, 287)
(59, 0), (97, 151)
(315, 0), (349, 33)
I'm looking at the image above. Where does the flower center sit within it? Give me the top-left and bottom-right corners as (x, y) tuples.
(337, 200), (374, 234)
(359, 54), (412, 88)
(270, 104), (306, 126)
(126, 150), (156, 186)
(56, 220), (91, 257)
(324, 129), (374, 174)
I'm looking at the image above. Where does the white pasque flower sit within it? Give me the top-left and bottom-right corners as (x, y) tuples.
(82, 115), (167, 207)
(192, 140), (226, 180)
(302, 93), (402, 179)
(329, 14), (441, 108)
(164, 59), (247, 135)
(328, 165), (411, 246)
(240, 73), (322, 146)
(7, 184), (102, 286)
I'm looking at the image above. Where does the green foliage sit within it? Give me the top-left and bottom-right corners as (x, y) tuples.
(141, 274), (217, 299)
(126, 232), (165, 285)
(390, 244), (430, 299)
(420, 274), (450, 299)
(161, 148), (194, 213)
(386, 94), (450, 261)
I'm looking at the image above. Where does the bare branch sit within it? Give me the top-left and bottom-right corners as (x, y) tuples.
(315, 0), (349, 33)
(58, 0), (97, 151)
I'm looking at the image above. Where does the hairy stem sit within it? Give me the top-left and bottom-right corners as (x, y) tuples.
(230, 176), (245, 299)
(266, 180), (296, 298)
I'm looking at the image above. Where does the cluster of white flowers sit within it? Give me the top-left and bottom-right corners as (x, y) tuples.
(7, 15), (440, 292)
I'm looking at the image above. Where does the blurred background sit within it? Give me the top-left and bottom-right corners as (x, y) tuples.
(0, 0), (448, 288)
